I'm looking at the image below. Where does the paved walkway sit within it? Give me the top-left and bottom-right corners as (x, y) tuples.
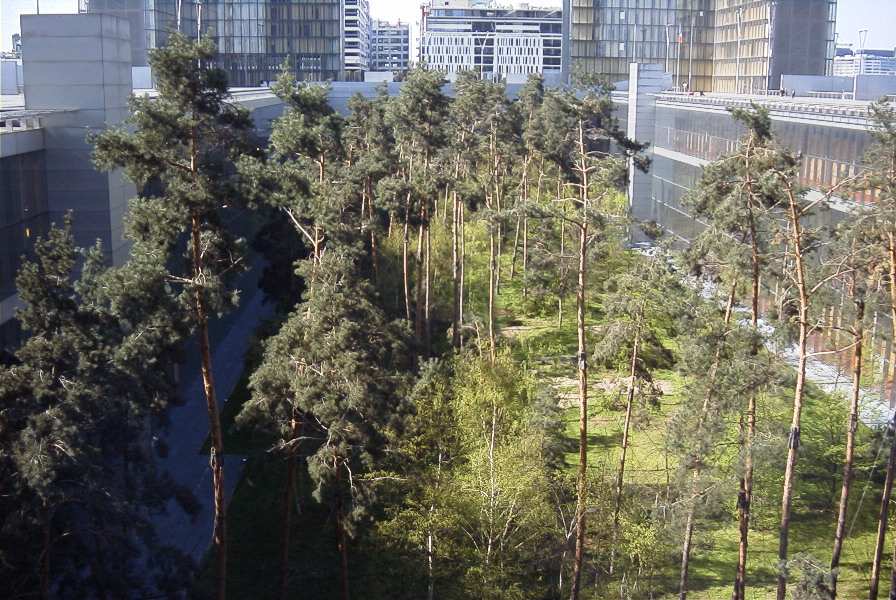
(153, 283), (274, 561)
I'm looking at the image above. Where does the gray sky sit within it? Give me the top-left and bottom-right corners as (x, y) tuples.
(2, 0), (894, 53)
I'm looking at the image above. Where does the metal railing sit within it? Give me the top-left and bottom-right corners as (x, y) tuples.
(0, 115), (41, 133)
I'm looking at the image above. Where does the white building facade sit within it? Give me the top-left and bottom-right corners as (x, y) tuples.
(344, 0), (371, 79)
(833, 50), (896, 77)
(421, 0), (561, 83)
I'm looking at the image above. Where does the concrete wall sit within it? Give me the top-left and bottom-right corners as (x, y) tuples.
(21, 13), (135, 266)
(856, 75), (896, 101)
(781, 74), (853, 94)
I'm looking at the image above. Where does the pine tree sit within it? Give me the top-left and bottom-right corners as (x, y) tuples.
(387, 67), (451, 354)
(92, 34), (255, 600)
(849, 99), (896, 600)
(535, 82), (646, 600)
(594, 253), (682, 576)
(684, 104), (777, 599)
(241, 245), (410, 600)
(0, 220), (187, 597)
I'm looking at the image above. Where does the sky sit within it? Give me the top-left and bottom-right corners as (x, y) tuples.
(2, 0), (895, 54)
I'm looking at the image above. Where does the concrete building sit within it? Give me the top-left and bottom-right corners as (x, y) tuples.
(344, 0), (371, 80)
(1, 13), (136, 347)
(834, 49), (896, 77)
(421, 0), (562, 83)
(370, 20), (411, 73)
(563, 0), (837, 93)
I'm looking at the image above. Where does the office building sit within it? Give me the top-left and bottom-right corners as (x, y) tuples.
(563, 0), (837, 93)
(344, 0), (371, 79)
(371, 20), (411, 73)
(421, 0), (562, 82)
(834, 48), (896, 77)
(84, 0), (345, 86)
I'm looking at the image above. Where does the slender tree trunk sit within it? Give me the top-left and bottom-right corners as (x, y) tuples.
(681, 279), (738, 600)
(402, 195), (411, 321)
(510, 214), (522, 280)
(488, 226), (497, 363)
(875, 433), (896, 600)
(570, 121), (590, 600)
(776, 192), (811, 600)
(415, 218), (426, 346)
(734, 210), (762, 600)
(452, 191), (461, 350)
(831, 293), (865, 596)
(425, 222), (432, 356)
(191, 211), (227, 600)
(679, 471), (698, 600)
(610, 323), (641, 576)
(280, 417), (301, 600)
(335, 464), (350, 600)
(460, 202), (466, 328)
(40, 505), (51, 600)
(870, 239), (896, 600)
(367, 176), (378, 280)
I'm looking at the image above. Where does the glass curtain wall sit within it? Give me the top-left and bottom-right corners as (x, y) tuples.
(202, 0), (343, 86)
(568, 0), (715, 91)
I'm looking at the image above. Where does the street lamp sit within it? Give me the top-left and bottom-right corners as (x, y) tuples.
(854, 28), (868, 100)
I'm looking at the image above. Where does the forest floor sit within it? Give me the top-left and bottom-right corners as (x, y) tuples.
(195, 221), (894, 599)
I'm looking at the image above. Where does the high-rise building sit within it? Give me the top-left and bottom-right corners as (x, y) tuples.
(563, 0), (837, 93)
(84, 0), (345, 86)
(370, 20), (411, 73)
(421, 0), (562, 83)
(834, 48), (896, 77)
(344, 0), (371, 80)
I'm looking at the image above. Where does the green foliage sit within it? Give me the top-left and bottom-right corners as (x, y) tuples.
(0, 220), (188, 596)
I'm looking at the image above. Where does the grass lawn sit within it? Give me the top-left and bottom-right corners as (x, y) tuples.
(197, 219), (894, 599)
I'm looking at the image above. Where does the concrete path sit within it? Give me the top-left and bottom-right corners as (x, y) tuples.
(152, 283), (274, 561)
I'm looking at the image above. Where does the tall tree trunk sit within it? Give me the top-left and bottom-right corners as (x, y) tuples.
(280, 417), (301, 600)
(425, 222), (432, 356)
(569, 222), (589, 600)
(335, 463), (350, 600)
(679, 473), (698, 600)
(415, 218), (426, 347)
(871, 238), (896, 600)
(488, 226), (497, 363)
(367, 176), (378, 280)
(734, 206), (762, 600)
(510, 214), (522, 280)
(831, 293), (865, 596)
(191, 211), (227, 600)
(402, 195), (411, 321)
(680, 279), (738, 600)
(776, 191), (811, 600)
(570, 120), (590, 600)
(40, 505), (51, 600)
(452, 191), (461, 349)
(460, 202), (466, 329)
(610, 323), (641, 576)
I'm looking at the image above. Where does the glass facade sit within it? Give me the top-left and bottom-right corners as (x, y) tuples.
(634, 98), (871, 244)
(201, 0), (344, 86)
(0, 151), (48, 303)
(86, 0), (345, 86)
(565, 0), (836, 93)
